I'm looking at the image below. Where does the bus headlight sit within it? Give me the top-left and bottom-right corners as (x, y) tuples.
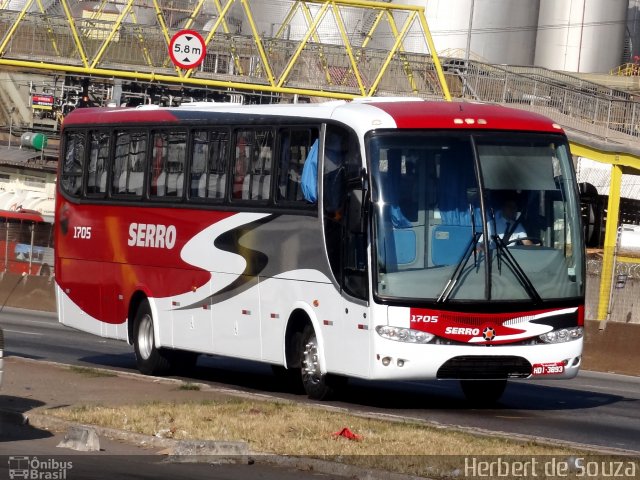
(539, 327), (583, 344)
(376, 326), (434, 344)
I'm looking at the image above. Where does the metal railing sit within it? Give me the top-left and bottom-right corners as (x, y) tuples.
(453, 60), (640, 145)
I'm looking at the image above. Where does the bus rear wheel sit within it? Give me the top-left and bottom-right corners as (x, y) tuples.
(133, 300), (173, 376)
(460, 379), (507, 406)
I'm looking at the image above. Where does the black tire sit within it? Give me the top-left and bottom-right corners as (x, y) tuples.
(460, 379), (507, 406)
(300, 325), (342, 400)
(133, 300), (173, 376)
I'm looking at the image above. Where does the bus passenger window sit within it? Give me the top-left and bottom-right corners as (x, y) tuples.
(112, 131), (147, 197)
(61, 131), (85, 197)
(233, 131), (250, 199)
(87, 131), (110, 196)
(203, 130), (228, 200)
(149, 130), (186, 199)
(249, 130), (273, 200)
(190, 131), (208, 198)
(277, 128), (319, 204)
(233, 129), (273, 201)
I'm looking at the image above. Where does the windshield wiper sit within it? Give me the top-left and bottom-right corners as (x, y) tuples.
(491, 231), (542, 304)
(437, 230), (482, 303)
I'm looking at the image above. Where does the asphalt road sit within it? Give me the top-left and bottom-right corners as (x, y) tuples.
(0, 414), (333, 480)
(3, 307), (640, 454)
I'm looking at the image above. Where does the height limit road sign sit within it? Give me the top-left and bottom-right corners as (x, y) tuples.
(169, 30), (206, 70)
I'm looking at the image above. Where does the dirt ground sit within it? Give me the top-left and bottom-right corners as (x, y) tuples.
(0, 357), (231, 416)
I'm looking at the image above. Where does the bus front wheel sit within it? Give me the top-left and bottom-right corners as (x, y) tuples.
(300, 325), (344, 400)
(460, 379), (507, 406)
(133, 300), (173, 376)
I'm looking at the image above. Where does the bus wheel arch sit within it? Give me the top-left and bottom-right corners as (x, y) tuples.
(283, 307), (341, 400)
(283, 308), (312, 370)
(127, 291), (149, 345)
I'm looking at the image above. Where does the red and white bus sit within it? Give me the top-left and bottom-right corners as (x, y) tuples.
(55, 98), (585, 403)
(0, 209), (54, 276)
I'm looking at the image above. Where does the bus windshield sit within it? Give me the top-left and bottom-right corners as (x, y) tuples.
(369, 131), (584, 303)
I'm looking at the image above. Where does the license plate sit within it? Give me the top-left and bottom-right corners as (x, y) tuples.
(532, 362), (565, 376)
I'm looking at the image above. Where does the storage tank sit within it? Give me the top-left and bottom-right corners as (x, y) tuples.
(235, 1), (372, 46)
(535, 0), (628, 73)
(393, 0), (540, 65)
(21, 132), (48, 151)
(1, 0), (54, 12)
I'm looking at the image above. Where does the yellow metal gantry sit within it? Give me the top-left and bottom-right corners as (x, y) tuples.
(0, 0), (451, 100)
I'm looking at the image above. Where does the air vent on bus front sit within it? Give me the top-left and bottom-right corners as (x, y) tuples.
(437, 355), (532, 379)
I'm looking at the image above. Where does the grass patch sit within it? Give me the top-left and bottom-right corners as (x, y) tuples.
(47, 398), (592, 477)
(68, 366), (117, 378)
(177, 383), (201, 391)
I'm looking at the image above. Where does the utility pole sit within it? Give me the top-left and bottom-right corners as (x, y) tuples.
(7, 106), (15, 149)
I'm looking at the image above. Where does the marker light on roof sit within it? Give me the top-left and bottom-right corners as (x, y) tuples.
(552, 123), (562, 129)
(477, 119), (487, 125)
(454, 118), (464, 124)
(464, 118), (475, 124)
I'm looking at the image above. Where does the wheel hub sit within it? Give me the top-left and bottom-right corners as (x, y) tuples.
(138, 314), (154, 360)
(302, 340), (321, 385)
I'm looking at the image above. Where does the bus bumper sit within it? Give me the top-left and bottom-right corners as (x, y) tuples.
(369, 336), (583, 381)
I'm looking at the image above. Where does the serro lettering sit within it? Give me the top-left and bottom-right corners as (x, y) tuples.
(128, 223), (177, 249)
(445, 326), (480, 336)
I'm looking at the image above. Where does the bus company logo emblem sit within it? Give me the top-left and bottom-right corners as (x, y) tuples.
(128, 223), (177, 249)
(444, 327), (479, 336)
(482, 327), (496, 341)
(8, 456), (73, 479)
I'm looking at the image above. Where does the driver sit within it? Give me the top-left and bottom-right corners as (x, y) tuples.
(494, 198), (533, 245)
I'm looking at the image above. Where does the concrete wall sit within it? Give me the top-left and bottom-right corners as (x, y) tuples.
(582, 320), (640, 377)
(0, 272), (55, 313)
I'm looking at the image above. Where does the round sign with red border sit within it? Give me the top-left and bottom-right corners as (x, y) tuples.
(169, 30), (206, 69)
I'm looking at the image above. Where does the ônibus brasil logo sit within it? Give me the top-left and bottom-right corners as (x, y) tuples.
(8, 456), (73, 480)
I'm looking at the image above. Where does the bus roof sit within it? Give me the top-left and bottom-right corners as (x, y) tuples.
(62, 99), (563, 135)
(0, 209), (50, 223)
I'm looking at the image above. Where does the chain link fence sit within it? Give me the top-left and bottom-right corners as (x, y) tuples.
(586, 249), (640, 324)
